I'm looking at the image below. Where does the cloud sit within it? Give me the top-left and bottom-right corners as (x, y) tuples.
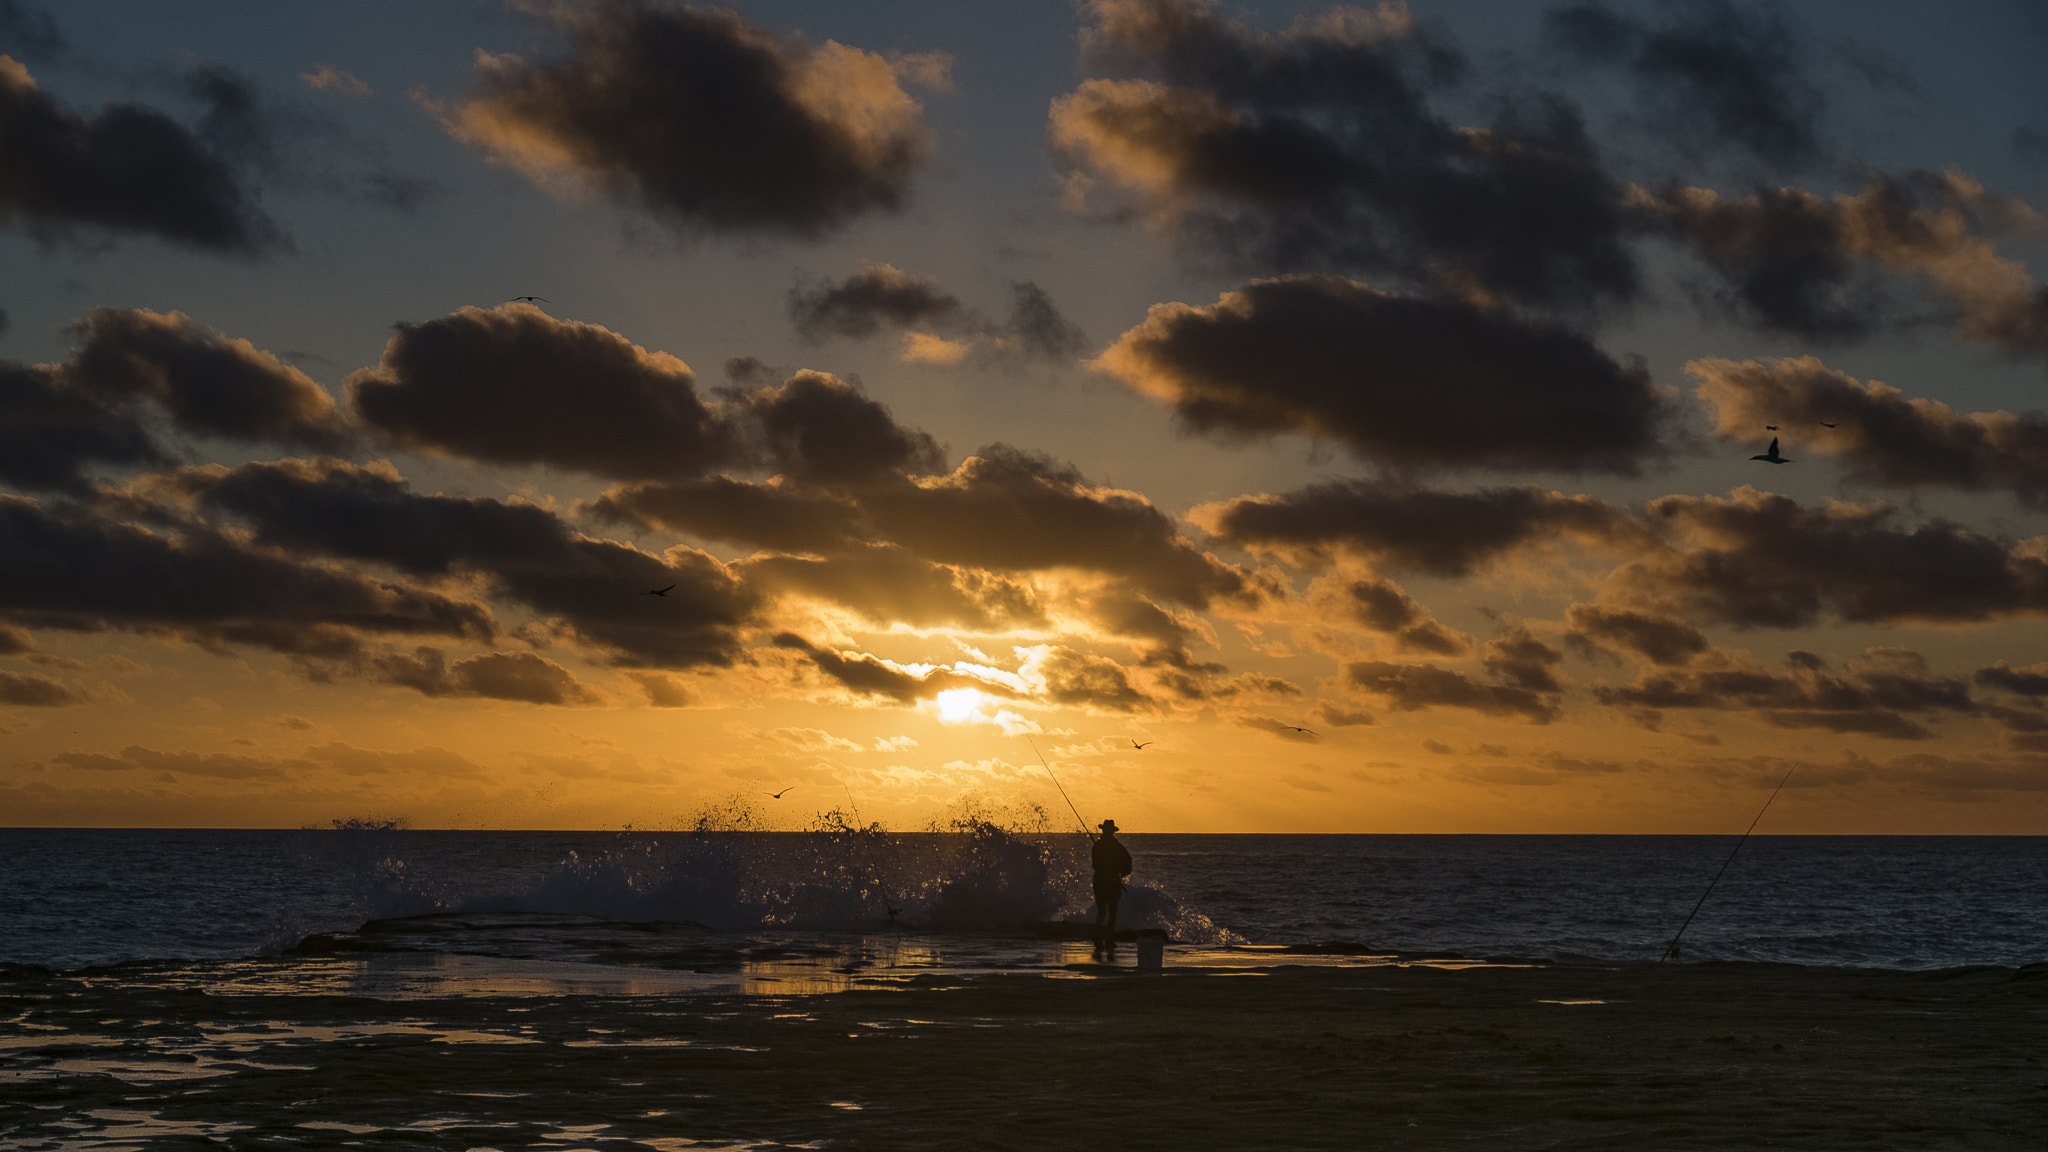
(54, 745), (286, 780)
(1692, 356), (2048, 507)
(0, 307), (350, 494)
(1612, 486), (2048, 628)
(1978, 661), (2048, 697)
(1594, 647), (1978, 740)
(1199, 478), (1642, 576)
(1095, 276), (1666, 473)
(773, 632), (988, 703)
(371, 647), (597, 705)
(739, 546), (1047, 633)
(443, 0), (932, 237)
(0, 492), (492, 657)
(629, 671), (695, 707)
(1241, 716), (1320, 742)
(770, 726), (863, 754)
(0, 55), (280, 251)
(301, 65), (372, 98)
(790, 262), (969, 341)
(734, 369), (945, 484)
(790, 263), (1086, 363)
(0, 667), (77, 705)
(598, 443), (1251, 615)
(186, 457), (759, 669)
(64, 308), (350, 450)
(1544, 1), (1830, 169)
(1642, 170), (2048, 352)
(1341, 577), (1469, 655)
(0, 362), (162, 494)
(1564, 603), (1708, 666)
(348, 304), (732, 480)
(1053, 0), (1637, 311)
(1345, 660), (1559, 722)
(1482, 627), (1563, 691)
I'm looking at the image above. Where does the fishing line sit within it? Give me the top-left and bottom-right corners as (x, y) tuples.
(1661, 763), (1797, 962)
(1024, 734), (1091, 837)
(840, 782), (904, 931)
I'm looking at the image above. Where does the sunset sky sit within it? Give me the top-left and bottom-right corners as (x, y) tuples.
(6, 0), (2048, 832)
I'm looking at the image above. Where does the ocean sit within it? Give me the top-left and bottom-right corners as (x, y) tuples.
(6, 828), (2047, 1149)
(5, 828), (2046, 974)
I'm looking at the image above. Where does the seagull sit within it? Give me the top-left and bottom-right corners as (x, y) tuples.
(646, 584), (676, 597)
(509, 295), (550, 304)
(1750, 437), (1791, 464)
(1819, 421), (1838, 428)
(1282, 725), (1317, 736)
(1766, 425), (1778, 431)
(1131, 739), (1154, 750)
(767, 787), (795, 799)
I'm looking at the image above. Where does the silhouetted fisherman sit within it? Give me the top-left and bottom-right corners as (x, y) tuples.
(1092, 819), (1132, 951)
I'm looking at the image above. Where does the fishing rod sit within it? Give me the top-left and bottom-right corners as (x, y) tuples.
(1024, 734), (1092, 837)
(841, 782), (904, 932)
(1662, 763), (1797, 962)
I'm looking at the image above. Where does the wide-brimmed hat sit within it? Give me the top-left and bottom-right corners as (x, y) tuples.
(1099, 819), (1118, 833)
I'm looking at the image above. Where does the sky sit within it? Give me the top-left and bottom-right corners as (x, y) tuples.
(6, 0), (2048, 832)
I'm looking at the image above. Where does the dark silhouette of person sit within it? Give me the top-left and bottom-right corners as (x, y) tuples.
(1091, 818), (1132, 950)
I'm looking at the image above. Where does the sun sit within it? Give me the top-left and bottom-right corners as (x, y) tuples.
(934, 688), (988, 725)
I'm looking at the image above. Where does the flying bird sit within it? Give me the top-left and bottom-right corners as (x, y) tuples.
(1819, 421), (1838, 428)
(509, 295), (550, 303)
(1282, 725), (1316, 736)
(1750, 437), (1791, 464)
(1131, 739), (1154, 750)
(646, 584), (676, 597)
(1765, 425), (1778, 431)
(767, 787), (795, 799)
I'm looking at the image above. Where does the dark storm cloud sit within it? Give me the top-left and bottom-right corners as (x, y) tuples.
(790, 264), (1087, 363)
(1343, 578), (1469, 656)
(0, 493), (491, 656)
(0, 56), (280, 251)
(183, 458), (759, 670)
(371, 647), (596, 706)
(734, 369), (944, 484)
(1345, 660), (1558, 723)
(790, 263), (969, 341)
(1202, 477), (1642, 576)
(1096, 276), (1666, 474)
(1613, 488), (2048, 628)
(0, 667), (77, 706)
(445, 0), (933, 237)
(1642, 171), (2048, 351)
(1564, 603), (1708, 667)
(1594, 648), (1978, 740)
(1692, 356), (2048, 507)
(1544, 1), (1828, 169)
(1482, 627), (1564, 692)
(348, 304), (732, 481)
(1054, 0), (1638, 311)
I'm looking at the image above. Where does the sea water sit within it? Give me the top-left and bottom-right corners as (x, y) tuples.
(3, 828), (2045, 974)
